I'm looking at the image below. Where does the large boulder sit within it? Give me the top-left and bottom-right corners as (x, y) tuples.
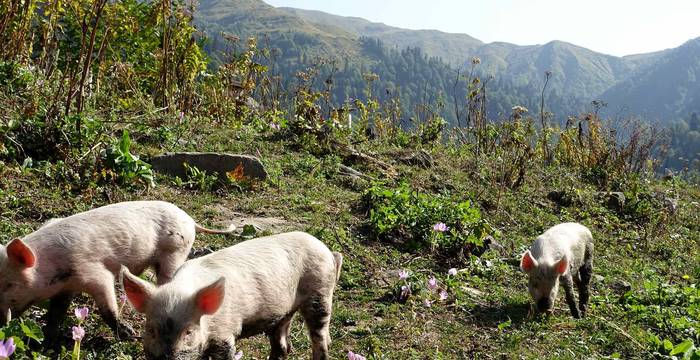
(150, 152), (268, 182)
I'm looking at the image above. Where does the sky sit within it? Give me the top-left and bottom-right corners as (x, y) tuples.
(263, 0), (700, 57)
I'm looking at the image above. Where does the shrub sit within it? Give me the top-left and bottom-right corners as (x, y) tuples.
(100, 130), (154, 187)
(365, 182), (491, 257)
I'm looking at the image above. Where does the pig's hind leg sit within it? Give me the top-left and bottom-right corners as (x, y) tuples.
(577, 242), (594, 316)
(154, 230), (195, 285)
(84, 267), (135, 339)
(301, 296), (333, 360)
(267, 313), (295, 359)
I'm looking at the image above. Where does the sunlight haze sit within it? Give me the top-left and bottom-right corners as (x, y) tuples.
(263, 0), (700, 56)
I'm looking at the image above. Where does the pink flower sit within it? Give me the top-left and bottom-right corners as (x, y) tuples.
(348, 351), (367, 360)
(74, 307), (89, 322)
(427, 276), (438, 291)
(423, 299), (433, 307)
(72, 325), (86, 342)
(448, 268), (458, 276)
(400, 285), (411, 300)
(439, 290), (448, 301)
(433, 222), (448, 232)
(270, 123), (281, 130)
(0, 337), (16, 359)
(233, 350), (243, 360)
(398, 270), (409, 280)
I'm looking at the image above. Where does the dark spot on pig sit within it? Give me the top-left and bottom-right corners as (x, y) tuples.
(49, 268), (74, 285)
(303, 297), (330, 329)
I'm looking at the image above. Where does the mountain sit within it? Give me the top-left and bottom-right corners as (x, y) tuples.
(601, 38), (700, 121)
(277, 7), (483, 66)
(194, 0), (699, 123)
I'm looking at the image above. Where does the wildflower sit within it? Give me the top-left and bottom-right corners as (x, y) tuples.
(234, 350), (243, 360)
(423, 299), (433, 307)
(74, 307), (89, 322)
(439, 290), (448, 301)
(72, 326), (86, 342)
(471, 57), (481, 65)
(0, 337), (16, 359)
(448, 268), (458, 276)
(432, 222), (448, 232)
(427, 276), (438, 291)
(270, 123), (281, 130)
(398, 269), (409, 280)
(400, 285), (411, 299)
(348, 351), (367, 360)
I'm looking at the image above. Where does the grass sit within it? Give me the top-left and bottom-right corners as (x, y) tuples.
(2, 122), (699, 359)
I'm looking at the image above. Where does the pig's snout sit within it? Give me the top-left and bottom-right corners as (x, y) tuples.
(536, 297), (553, 314)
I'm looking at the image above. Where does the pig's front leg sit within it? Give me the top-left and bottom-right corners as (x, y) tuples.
(202, 337), (236, 360)
(85, 267), (135, 339)
(43, 293), (75, 349)
(561, 273), (581, 319)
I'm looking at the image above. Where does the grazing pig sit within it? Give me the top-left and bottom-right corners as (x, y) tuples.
(121, 231), (343, 360)
(0, 200), (235, 343)
(520, 222), (594, 318)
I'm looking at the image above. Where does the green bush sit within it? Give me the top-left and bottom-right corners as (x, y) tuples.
(365, 182), (491, 256)
(100, 130), (154, 187)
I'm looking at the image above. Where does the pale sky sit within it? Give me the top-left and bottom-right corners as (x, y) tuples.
(263, 0), (700, 57)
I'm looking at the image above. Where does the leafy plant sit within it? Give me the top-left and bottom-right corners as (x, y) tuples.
(101, 130), (154, 187)
(365, 182), (490, 257)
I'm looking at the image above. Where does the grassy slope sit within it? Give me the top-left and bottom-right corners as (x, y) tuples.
(1, 122), (698, 359)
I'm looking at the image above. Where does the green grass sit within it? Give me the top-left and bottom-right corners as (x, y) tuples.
(1, 124), (699, 359)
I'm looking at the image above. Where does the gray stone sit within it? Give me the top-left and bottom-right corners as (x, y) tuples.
(610, 280), (632, 294)
(151, 152), (268, 183)
(597, 192), (625, 212)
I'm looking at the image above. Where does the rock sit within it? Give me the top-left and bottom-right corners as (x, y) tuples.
(461, 286), (485, 298)
(594, 191), (625, 212)
(398, 150), (434, 168)
(547, 190), (576, 207)
(151, 152), (267, 183)
(610, 280), (632, 294)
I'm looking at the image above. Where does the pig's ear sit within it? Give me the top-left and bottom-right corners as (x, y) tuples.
(120, 266), (154, 313)
(7, 238), (36, 268)
(555, 257), (568, 275)
(520, 251), (537, 273)
(194, 277), (226, 315)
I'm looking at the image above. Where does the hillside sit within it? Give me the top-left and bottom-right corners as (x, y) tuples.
(601, 38), (700, 121)
(196, 0), (699, 122)
(2, 0), (700, 358)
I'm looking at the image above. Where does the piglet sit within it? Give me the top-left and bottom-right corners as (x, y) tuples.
(0, 200), (235, 343)
(520, 222), (594, 318)
(121, 231), (343, 360)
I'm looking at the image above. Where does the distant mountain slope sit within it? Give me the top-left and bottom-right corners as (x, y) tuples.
(195, 0), (699, 123)
(278, 7), (483, 66)
(601, 38), (700, 121)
